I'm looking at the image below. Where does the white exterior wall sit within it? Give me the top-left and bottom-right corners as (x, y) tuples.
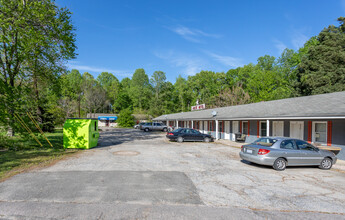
(98, 120), (117, 127)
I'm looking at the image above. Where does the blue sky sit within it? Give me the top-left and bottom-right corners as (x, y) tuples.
(56, 0), (345, 83)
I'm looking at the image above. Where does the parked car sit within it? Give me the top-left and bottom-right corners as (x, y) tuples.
(141, 122), (168, 132)
(166, 128), (214, 143)
(239, 137), (337, 171)
(134, 122), (145, 129)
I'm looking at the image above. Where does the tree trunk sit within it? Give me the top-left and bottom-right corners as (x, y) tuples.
(33, 75), (43, 124)
(7, 77), (15, 137)
(78, 95), (81, 118)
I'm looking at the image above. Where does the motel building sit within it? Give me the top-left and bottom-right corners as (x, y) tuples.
(153, 91), (345, 161)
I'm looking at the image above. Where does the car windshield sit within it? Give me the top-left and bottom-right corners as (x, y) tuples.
(252, 138), (277, 147)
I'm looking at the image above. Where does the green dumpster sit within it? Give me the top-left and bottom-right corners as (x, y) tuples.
(63, 118), (100, 149)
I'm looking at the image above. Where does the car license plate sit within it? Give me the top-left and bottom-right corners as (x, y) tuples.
(246, 149), (253, 154)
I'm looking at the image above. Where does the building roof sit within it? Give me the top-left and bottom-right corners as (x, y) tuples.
(86, 113), (152, 120)
(153, 91), (345, 121)
(86, 113), (117, 118)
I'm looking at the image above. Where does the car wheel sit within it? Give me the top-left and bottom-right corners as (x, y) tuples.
(177, 137), (183, 143)
(273, 158), (286, 171)
(144, 128), (149, 132)
(204, 137), (210, 143)
(319, 157), (332, 170)
(163, 127), (167, 132)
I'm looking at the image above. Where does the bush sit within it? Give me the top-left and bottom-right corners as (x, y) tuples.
(117, 108), (135, 127)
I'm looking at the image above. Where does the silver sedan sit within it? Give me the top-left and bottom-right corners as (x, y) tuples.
(239, 137), (337, 171)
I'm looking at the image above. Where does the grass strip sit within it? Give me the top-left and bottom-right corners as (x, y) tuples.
(0, 129), (79, 182)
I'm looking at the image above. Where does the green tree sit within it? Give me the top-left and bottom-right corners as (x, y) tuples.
(160, 81), (175, 114)
(83, 82), (108, 116)
(68, 69), (83, 117)
(257, 55), (276, 71)
(0, 0), (76, 135)
(97, 72), (117, 89)
(246, 68), (291, 102)
(120, 77), (131, 93)
(117, 108), (135, 127)
(97, 72), (120, 112)
(226, 64), (256, 90)
(186, 71), (227, 108)
(174, 75), (191, 112)
(149, 71), (166, 116)
(210, 84), (251, 108)
(114, 92), (132, 112)
(129, 68), (151, 112)
(298, 17), (345, 95)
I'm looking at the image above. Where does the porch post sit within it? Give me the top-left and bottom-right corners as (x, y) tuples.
(176, 120), (179, 129)
(266, 119), (270, 137)
(216, 119), (219, 140)
(191, 120), (194, 129)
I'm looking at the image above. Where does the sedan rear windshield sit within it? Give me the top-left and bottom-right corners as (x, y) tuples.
(252, 138), (277, 147)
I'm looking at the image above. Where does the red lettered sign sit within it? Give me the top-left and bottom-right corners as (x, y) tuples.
(191, 104), (205, 111)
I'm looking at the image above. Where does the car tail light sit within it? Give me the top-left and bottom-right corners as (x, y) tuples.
(241, 146), (244, 151)
(258, 149), (270, 155)
(167, 133), (173, 136)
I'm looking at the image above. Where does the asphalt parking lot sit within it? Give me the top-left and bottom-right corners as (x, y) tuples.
(1, 128), (345, 219)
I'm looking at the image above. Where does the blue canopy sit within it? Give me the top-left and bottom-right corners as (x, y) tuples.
(98, 116), (117, 121)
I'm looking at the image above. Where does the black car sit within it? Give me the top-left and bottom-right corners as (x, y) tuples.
(166, 128), (214, 143)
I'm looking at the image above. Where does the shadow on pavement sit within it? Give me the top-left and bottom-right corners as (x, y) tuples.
(96, 128), (164, 148)
(240, 159), (319, 171)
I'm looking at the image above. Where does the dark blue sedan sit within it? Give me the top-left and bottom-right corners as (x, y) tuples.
(166, 128), (214, 143)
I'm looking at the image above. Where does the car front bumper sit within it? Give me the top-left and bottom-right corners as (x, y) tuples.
(239, 151), (276, 166)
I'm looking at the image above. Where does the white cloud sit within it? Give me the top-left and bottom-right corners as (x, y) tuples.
(273, 39), (287, 54)
(153, 50), (204, 76)
(67, 64), (132, 77)
(168, 25), (221, 43)
(291, 31), (308, 49)
(204, 51), (243, 68)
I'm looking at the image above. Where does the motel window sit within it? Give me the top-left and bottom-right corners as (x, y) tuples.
(260, 121), (267, 137)
(242, 121), (248, 135)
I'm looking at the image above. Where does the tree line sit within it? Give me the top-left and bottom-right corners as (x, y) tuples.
(59, 17), (345, 121)
(0, 0), (344, 135)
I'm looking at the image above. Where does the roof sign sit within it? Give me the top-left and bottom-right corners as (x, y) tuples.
(98, 116), (117, 121)
(191, 104), (206, 111)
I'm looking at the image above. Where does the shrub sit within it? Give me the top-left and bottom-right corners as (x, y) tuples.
(117, 108), (135, 127)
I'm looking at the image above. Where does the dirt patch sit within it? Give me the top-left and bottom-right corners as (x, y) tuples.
(113, 151), (140, 156)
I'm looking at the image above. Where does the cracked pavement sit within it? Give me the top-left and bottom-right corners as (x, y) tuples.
(0, 128), (345, 219)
